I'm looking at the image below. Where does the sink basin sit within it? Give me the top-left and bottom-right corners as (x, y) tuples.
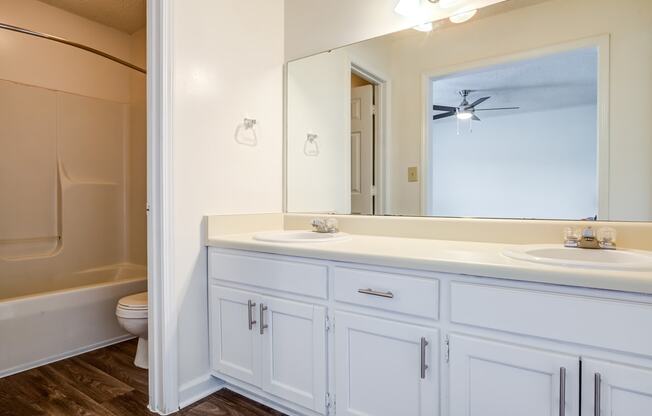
(253, 230), (350, 243)
(503, 244), (652, 271)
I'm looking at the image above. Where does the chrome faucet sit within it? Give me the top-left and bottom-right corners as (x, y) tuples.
(564, 226), (617, 250)
(311, 217), (339, 234)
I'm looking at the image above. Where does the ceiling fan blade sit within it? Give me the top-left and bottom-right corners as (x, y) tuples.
(475, 107), (521, 111)
(433, 105), (457, 112)
(472, 114), (481, 121)
(467, 96), (490, 108)
(433, 111), (455, 120)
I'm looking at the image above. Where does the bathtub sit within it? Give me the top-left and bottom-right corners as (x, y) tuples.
(0, 263), (147, 377)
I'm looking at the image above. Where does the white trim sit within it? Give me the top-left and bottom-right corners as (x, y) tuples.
(178, 375), (226, 410)
(147, 0), (179, 414)
(0, 335), (135, 379)
(421, 35), (611, 219)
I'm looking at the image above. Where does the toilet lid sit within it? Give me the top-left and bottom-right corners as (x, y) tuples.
(118, 292), (147, 310)
(116, 306), (147, 319)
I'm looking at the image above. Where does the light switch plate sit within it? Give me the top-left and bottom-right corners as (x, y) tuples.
(408, 166), (418, 182)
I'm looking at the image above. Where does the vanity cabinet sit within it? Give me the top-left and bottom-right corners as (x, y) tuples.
(334, 312), (439, 416)
(208, 247), (652, 416)
(581, 359), (652, 416)
(209, 283), (327, 414)
(448, 334), (579, 416)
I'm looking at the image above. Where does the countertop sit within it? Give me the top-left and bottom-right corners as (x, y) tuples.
(207, 232), (652, 295)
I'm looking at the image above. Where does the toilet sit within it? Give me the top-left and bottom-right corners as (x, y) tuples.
(116, 292), (148, 369)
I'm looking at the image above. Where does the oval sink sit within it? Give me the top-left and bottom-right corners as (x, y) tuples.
(253, 230), (350, 243)
(503, 244), (652, 271)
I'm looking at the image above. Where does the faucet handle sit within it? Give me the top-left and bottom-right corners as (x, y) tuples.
(563, 227), (580, 247)
(597, 227), (617, 249)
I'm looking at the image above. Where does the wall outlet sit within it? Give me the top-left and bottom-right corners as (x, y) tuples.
(408, 166), (418, 182)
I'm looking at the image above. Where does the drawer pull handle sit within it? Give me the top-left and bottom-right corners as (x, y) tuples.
(559, 367), (566, 416)
(358, 288), (394, 299)
(420, 337), (429, 379)
(247, 300), (257, 330)
(594, 372), (601, 416)
(259, 303), (268, 335)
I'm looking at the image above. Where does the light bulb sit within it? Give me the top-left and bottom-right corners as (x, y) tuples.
(413, 22), (433, 32)
(449, 9), (477, 23)
(456, 110), (473, 120)
(394, 0), (421, 17)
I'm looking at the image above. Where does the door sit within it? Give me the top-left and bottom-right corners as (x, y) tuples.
(449, 334), (578, 416)
(260, 296), (327, 413)
(209, 286), (262, 387)
(582, 359), (652, 416)
(351, 84), (374, 215)
(335, 312), (439, 416)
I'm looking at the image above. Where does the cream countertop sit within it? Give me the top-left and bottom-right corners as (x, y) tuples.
(207, 232), (652, 295)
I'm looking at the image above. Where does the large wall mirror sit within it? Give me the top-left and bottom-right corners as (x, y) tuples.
(285, 0), (652, 222)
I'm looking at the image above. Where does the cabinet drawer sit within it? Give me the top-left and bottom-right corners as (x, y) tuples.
(333, 266), (439, 320)
(451, 281), (652, 356)
(209, 250), (328, 299)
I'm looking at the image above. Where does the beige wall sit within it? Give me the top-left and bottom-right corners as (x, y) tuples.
(0, 0), (146, 297)
(383, 0), (652, 219)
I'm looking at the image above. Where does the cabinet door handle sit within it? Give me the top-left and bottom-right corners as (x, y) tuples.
(420, 337), (429, 379)
(559, 367), (566, 416)
(358, 288), (394, 299)
(259, 303), (268, 335)
(247, 300), (257, 330)
(594, 372), (601, 416)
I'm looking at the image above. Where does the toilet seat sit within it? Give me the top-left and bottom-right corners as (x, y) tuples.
(117, 292), (147, 319)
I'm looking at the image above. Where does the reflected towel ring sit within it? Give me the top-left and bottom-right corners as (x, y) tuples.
(235, 118), (258, 146)
(304, 133), (319, 156)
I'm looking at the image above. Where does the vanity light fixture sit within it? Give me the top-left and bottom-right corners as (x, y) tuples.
(449, 9), (477, 23)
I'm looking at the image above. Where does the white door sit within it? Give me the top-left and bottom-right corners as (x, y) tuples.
(260, 296), (327, 414)
(351, 84), (374, 215)
(582, 358), (652, 416)
(209, 286), (262, 387)
(335, 312), (439, 416)
(449, 334), (579, 416)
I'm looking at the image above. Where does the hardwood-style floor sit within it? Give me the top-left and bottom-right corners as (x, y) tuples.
(0, 339), (285, 416)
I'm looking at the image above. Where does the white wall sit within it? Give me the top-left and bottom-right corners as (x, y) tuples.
(284, 0), (507, 61)
(171, 0), (284, 394)
(430, 105), (598, 220)
(286, 50), (351, 214)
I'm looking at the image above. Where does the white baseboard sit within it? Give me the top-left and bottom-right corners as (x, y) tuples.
(0, 334), (135, 378)
(178, 374), (225, 410)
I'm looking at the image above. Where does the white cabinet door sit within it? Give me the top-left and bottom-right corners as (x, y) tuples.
(335, 312), (439, 416)
(582, 359), (652, 416)
(260, 296), (327, 414)
(209, 286), (262, 387)
(449, 334), (578, 416)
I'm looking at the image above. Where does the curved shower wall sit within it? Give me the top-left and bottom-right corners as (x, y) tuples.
(0, 0), (147, 374)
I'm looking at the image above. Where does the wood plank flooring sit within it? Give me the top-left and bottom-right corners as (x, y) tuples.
(0, 339), (285, 416)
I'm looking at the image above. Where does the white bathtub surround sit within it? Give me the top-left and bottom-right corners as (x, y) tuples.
(205, 220), (652, 415)
(0, 264), (146, 377)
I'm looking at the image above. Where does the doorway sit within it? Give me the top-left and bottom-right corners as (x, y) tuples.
(350, 68), (382, 215)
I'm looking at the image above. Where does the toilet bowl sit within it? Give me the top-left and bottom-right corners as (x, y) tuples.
(116, 292), (148, 369)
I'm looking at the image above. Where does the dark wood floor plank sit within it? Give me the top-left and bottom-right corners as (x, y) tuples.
(78, 344), (149, 395)
(47, 357), (134, 403)
(0, 339), (284, 416)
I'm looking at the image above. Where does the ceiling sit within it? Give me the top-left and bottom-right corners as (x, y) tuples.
(38, 0), (146, 34)
(432, 47), (598, 118)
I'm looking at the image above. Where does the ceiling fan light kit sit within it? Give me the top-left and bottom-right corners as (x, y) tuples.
(432, 89), (521, 129)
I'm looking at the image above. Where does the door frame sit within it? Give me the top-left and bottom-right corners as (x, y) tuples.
(420, 35), (610, 218)
(147, 0), (179, 414)
(351, 62), (389, 215)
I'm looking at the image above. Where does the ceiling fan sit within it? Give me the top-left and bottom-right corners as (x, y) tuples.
(433, 90), (520, 122)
